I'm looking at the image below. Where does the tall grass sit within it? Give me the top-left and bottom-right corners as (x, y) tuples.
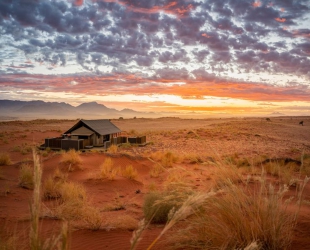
(167, 181), (298, 250)
(30, 149), (69, 250)
(134, 156), (310, 250)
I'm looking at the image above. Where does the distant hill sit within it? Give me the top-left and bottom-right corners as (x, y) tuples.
(270, 112), (286, 116)
(0, 100), (159, 120)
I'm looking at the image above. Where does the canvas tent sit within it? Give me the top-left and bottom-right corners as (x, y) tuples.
(63, 119), (122, 147)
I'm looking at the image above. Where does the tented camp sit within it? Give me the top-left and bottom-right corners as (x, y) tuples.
(44, 119), (122, 150)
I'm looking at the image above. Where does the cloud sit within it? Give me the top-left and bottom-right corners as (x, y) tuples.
(1, 0), (310, 110)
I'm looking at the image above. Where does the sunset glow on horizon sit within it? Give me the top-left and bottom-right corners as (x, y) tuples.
(0, 0), (310, 116)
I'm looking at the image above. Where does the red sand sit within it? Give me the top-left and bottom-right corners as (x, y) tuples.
(1, 117), (310, 249)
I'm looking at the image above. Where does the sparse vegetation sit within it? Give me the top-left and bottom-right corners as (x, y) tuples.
(61, 149), (82, 170)
(150, 163), (165, 178)
(100, 157), (119, 180)
(0, 153), (11, 166)
(122, 165), (138, 179)
(107, 144), (118, 154)
(165, 180), (303, 250)
(18, 163), (34, 189)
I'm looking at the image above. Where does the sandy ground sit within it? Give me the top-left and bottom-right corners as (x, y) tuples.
(0, 117), (310, 249)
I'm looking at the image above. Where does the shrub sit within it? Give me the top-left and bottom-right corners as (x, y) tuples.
(150, 164), (165, 178)
(55, 182), (87, 220)
(167, 181), (303, 250)
(122, 165), (138, 180)
(100, 158), (119, 180)
(43, 176), (63, 199)
(161, 151), (178, 168)
(107, 144), (118, 154)
(0, 153), (11, 166)
(143, 192), (175, 223)
(19, 164), (34, 189)
(82, 205), (102, 230)
(143, 190), (190, 224)
(61, 149), (82, 170)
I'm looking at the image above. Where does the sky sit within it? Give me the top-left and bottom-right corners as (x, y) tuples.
(0, 0), (310, 116)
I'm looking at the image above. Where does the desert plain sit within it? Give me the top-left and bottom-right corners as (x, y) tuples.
(0, 116), (310, 250)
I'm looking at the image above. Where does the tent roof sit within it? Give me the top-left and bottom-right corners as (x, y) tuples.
(71, 126), (94, 136)
(64, 119), (121, 136)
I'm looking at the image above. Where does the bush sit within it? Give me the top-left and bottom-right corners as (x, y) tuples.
(19, 164), (34, 189)
(61, 149), (82, 170)
(122, 165), (138, 179)
(0, 153), (11, 166)
(161, 151), (178, 167)
(43, 176), (63, 199)
(168, 181), (301, 250)
(100, 158), (119, 180)
(107, 144), (118, 154)
(143, 190), (189, 223)
(150, 164), (165, 178)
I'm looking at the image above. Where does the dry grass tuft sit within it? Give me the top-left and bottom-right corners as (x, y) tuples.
(166, 180), (304, 250)
(61, 149), (82, 171)
(161, 151), (178, 168)
(43, 176), (63, 199)
(150, 163), (165, 178)
(81, 205), (103, 230)
(211, 161), (245, 188)
(100, 158), (119, 180)
(122, 165), (138, 179)
(18, 163), (34, 189)
(149, 151), (178, 168)
(143, 188), (193, 224)
(107, 144), (118, 154)
(0, 153), (11, 166)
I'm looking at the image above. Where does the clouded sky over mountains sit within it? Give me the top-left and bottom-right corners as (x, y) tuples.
(0, 0), (309, 116)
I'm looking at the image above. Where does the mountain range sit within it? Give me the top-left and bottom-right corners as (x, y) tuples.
(0, 100), (158, 120)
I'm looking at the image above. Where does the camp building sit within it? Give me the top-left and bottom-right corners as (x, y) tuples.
(44, 119), (121, 150)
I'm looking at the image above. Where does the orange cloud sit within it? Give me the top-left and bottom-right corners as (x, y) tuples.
(275, 17), (286, 23)
(252, 1), (262, 8)
(202, 33), (211, 38)
(2, 73), (310, 103)
(101, 0), (194, 17)
(291, 29), (310, 39)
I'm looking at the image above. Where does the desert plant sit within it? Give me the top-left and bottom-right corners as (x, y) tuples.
(161, 151), (178, 167)
(55, 182), (87, 220)
(143, 191), (176, 224)
(122, 165), (138, 179)
(211, 161), (244, 189)
(143, 189), (193, 224)
(107, 144), (118, 154)
(19, 163), (34, 189)
(100, 158), (119, 180)
(0, 153), (11, 166)
(43, 176), (63, 199)
(82, 205), (102, 230)
(166, 181), (299, 250)
(150, 163), (165, 178)
(61, 149), (82, 170)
